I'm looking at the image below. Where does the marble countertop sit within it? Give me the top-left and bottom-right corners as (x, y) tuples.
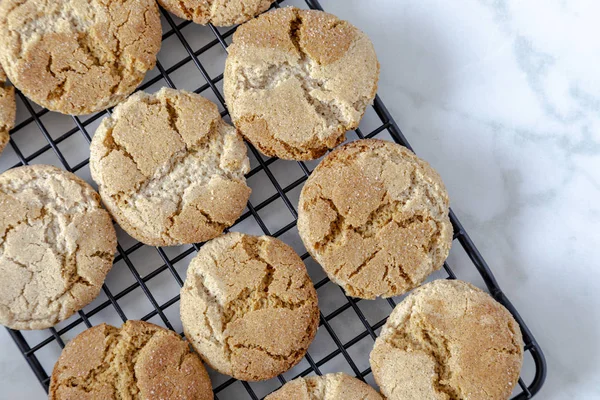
(1, 0), (598, 398)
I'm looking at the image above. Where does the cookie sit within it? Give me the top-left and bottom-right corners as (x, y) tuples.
(158, 0), (274, 27)
(265, 373), (383, 400)
(370, 280), (524, 400)
(0, 0), (162, 115)
(90, 88), (251, 246)
(49, 320), (213, 399)
(180, 232), (319, 381)
(0, 64), (16, 155)
(298, 139), (453, 299)
(0, 165), (117, 330)
(224, 7), (379, 160)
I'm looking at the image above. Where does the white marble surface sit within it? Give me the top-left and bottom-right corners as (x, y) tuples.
(1, 0), (599, 398)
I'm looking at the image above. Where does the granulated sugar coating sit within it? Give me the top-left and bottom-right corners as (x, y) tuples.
(224, 7), (380, 160)
(180, 232), (319, 381)
(298, 139), (453, 299)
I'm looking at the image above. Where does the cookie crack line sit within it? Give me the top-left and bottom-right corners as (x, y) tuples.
(239, 113), (324, 159)
(97, 126), (141, 192)
(116, 8), (160, 74)
(420, 328), (462, 400)
(313, 197), (442, 255)
(385, 315), (463, 400)
(289, 13), (305, 59)
(120, 330), (163, 397)
(346, 247), (381, 281)
(164, 98), (181, 140)
(506, 319), (523, 354)
(176, 0), (195, 20)
(227, 321), (317, 378)
(229, 341), (305, 362)
(167, 201), (226, 240)
(54, 328), (120, 395)
(488, 346), (521, 356)
(288, 11), (356, 126)
(220, 240), (310, 330)
(188, 265), (223, 347)
(158, 120), (231, 240)
(312, 196), (344, 252)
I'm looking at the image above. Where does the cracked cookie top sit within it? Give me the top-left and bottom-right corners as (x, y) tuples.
(298, 139), (453, 299)
(158, 0), (275, 27)
(370, 280), (524, 400)
(0, 0), (162, 115)
(180, 232), (319, 381)
(0, 64), (16, 156)
(223, 7), (379, 160)
(0, 165), (117, 330)
(265, 372), (383, 400)
(49, 320), (213, 400)
(90, 88), (251, 246)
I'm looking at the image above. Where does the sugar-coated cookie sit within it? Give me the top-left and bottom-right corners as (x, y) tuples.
(0, 0), (162, 115)
(370, 279), (524, 400)
(224, 7), (379, 160)
(298, 139), (453, 299)
(0, 165), (116, 330)
(180, 232), (319, 381)
(90, 88), (251, 246)
(49, 320), (213, 399)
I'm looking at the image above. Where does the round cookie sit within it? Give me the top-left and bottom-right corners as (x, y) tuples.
(158, 0), (274, 27)
(90, 88), (251, 247)
(370, 280), (524, 400)
(0, 0), (162, 115)
(49, 320), (213, 399)
(224, 7), (379, 160)
(298, 139), (453, 299)
(0, 165), (117, 330)
(180, 232), (319, 381)
(265, 373), (383, 400)
(0, 64), (16, 155)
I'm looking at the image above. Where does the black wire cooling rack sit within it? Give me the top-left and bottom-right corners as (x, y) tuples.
(2, 0), (547, 398)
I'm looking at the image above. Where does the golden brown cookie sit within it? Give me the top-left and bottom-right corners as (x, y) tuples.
(298, 139), (453, 299)
(0, 165), (117, 330)
(370, 280), (524, 400)
(180, 232), (319, 381)
(90, 88), (251, 247)
(265, 373), (383, 400)
(158, 0), (274, 27)
(49, 320), (213, 400)
(0, 64), (16, 155)
(0, 0), (162, 115)
(224, 7), (380, 160)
